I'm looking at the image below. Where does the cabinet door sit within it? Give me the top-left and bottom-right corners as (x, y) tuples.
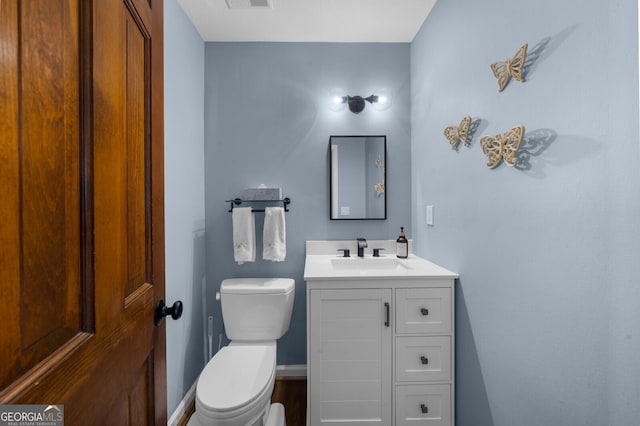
(309, 289), (392, 426)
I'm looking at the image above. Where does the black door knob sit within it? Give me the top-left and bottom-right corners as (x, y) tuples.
(154, 299), (183, 325)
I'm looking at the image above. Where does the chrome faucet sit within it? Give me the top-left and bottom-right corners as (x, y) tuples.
(356, 238), (368, 257)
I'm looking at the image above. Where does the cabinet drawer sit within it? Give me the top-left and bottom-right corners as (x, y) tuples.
(395, 384), (451, 426)
(396, 288), (451, 334)
(395, 336), (451, 382)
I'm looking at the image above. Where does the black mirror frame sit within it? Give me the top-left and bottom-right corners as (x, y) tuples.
(329, 135), (387, 220)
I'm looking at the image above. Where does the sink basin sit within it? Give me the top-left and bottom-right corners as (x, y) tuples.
(330, 257), (411, 271)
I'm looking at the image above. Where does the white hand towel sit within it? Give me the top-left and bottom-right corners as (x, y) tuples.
(232, 207), (255, 264)
(263, 207), (286, 262)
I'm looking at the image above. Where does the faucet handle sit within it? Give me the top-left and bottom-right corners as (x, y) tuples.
(372, 248), (385, 257)
(337, 248), (350, 257)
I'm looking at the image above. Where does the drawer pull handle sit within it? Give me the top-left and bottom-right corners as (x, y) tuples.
(420, 404), (429, 414)
(420, 308), (429, 316)
(384, 302), (390, 327)
(420, 356), (429, 364)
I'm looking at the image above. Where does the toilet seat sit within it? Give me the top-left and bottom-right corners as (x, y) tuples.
(195, 345), (276, 424)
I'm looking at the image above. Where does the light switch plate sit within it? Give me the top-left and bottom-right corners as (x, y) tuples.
(426, 205), (434, 225)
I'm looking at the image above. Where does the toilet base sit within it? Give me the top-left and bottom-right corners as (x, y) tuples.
(264, 403), (285, 426)
(186, 402), (285, 426)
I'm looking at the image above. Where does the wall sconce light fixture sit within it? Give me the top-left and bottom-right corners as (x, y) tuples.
(330, 88), (391, 114)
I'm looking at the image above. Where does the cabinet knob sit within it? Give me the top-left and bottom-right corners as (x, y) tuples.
(420, 404), (429, 414)
(420, 356), (429, 365)
(420, 307), (429, 316)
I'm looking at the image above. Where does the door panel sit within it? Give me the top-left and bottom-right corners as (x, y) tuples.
(125, 5), (150, 298)
(20, 0), (82, 354)
(0, 0), (82, 392)
(0, 0), (166, 423)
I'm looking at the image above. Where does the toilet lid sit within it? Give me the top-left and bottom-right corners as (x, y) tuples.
(198, 345), (275, 412)
(221, 278), (294, 295)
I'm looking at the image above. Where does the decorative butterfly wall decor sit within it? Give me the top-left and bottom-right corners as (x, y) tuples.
(444, 116), (472, 150)
(374, 180), (385, 197)
(375, 155), (384, 169)
(480, 125), (525, 168)
(490, 44), (528, 92)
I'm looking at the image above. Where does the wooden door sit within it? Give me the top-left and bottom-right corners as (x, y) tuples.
(0, 0), (166, 424)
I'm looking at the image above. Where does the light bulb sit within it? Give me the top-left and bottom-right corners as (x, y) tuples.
(370, 88), (392, 111)
(329, 88), (347, 112)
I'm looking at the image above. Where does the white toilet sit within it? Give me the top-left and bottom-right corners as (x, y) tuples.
(188, 278), (295, 426)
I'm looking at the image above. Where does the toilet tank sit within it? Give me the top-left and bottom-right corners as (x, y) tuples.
(220, 278), (295, 341)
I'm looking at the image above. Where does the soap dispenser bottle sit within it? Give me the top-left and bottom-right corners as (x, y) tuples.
(396, 227), (408, 259)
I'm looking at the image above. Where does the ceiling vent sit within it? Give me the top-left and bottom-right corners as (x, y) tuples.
(225, 0), (273, 9)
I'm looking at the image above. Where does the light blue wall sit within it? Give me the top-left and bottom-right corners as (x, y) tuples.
(164, 0), (205, 416)
(411, 0), (640, 425)
(204, 43), (412, 365)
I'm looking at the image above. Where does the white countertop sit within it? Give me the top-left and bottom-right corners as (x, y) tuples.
(304, 240), (458, 281)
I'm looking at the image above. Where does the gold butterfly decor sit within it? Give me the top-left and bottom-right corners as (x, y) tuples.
(490, 44), (528, 92)
(374, 180), (385, 197)
(444, 116), (472, 150)
(375, 155), (384, 169)
(480, 125), (525, 168)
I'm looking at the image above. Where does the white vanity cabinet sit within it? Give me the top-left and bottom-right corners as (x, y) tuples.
(306, 278), (455, 426)
(304, 241), (458, 426)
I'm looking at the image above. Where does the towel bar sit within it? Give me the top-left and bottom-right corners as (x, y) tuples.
(227, 197), (291, 213)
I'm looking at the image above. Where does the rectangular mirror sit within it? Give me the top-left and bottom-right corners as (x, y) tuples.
(330, 135), (386, 220)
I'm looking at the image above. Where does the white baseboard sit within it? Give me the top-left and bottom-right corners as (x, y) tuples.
(276, 364), (307, 377)
(168, 380), (197, 426)
(167, 364), (308, 425)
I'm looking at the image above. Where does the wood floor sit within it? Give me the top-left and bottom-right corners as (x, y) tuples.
(178, 377), (307, 426)
(271, 377), (307, 425)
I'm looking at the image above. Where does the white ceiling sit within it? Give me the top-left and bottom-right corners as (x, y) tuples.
(177, 0), (437, 43)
